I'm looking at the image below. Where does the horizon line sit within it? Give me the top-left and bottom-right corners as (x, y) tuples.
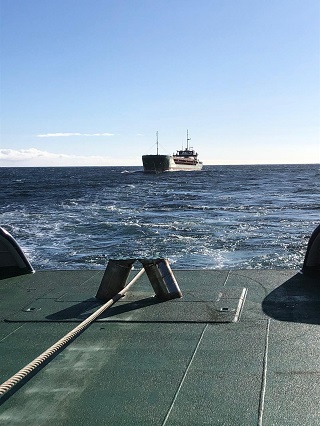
(1, 162), (319, 168)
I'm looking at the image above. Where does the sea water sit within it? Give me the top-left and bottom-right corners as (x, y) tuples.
(1, 164), (319, 270)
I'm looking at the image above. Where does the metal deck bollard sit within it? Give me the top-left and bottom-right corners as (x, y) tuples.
(96, 259), (136, 300)
(139, 258), (182, 300)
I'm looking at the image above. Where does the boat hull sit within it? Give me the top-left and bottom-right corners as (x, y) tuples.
(142, 155), (203, 173)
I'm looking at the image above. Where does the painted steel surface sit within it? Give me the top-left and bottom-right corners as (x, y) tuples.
(0, 269), (320, 424)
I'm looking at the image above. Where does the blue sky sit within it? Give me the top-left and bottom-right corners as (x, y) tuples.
(0, 0), (319, 166)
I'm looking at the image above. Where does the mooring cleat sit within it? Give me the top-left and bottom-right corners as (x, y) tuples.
(96, 258), (136, 301)
(139, 258), (182, 300)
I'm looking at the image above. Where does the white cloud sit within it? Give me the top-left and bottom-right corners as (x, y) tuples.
(37, 132), (114, 138)
(0, 148), (61, 161)
(0, 148), (139, 166)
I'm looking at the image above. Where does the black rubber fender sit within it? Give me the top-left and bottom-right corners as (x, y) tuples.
(302, 224), (320, 276)
(0, 227), (34, 276)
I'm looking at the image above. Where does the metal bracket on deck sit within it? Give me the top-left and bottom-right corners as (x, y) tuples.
(96, 258), (182, 301)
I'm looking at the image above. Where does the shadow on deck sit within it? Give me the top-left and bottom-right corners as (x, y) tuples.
(262, 273), (320, 324)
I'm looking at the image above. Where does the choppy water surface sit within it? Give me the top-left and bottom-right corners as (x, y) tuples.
(1, 164), (319, 270)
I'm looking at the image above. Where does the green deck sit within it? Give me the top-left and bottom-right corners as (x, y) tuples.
(0, 269), (319, 425)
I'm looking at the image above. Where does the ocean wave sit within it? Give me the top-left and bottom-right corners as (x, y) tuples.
(1, 164), (318, 270)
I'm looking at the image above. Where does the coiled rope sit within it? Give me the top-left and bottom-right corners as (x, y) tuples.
(0, 268), (145, 400)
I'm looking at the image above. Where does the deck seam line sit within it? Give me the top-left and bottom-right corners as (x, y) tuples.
(78, 270), (104, 287)
(223, 270), (231, 287)
(0, 324), (24, 342)
(258, 319), (270, 426)
(162, 323), (208, 426)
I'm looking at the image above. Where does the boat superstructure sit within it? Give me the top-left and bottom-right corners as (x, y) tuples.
(142, 130), (203, 173)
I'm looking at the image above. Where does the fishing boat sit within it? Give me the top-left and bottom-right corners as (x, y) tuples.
(142, 130), (203, 173)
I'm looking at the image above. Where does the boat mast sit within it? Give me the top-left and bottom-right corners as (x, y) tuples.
(186, 129), (191, 150)
(156, 131), (159, 155)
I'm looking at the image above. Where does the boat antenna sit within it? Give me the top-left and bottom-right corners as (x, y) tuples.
(186, 129), (191, 150)
(156, 131), (159, 155)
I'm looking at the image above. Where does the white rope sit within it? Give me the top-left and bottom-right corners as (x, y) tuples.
(0, 268), (145, 399)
